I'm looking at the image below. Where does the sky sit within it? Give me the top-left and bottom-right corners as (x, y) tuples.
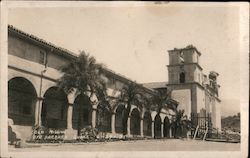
(8, 2), (241, 117)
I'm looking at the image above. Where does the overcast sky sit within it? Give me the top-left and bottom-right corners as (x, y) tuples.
(8, 2), (241, 116)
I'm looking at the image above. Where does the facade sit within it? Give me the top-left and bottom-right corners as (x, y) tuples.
(7, 25), (176, 142)
(167, 45), (221, 130)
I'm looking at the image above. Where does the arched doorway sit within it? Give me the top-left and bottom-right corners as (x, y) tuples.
(154, 114), (161, 138)
(96, 104), (111, 133)
(8, 77), (37, 126)
(130, 108), (140, 135)
(115, 104), (124, 134)
(41, 87), (68, 129)
(72, 94), (92, 134)
(164, 117), (170, 138)
(143, 112), (152, 137)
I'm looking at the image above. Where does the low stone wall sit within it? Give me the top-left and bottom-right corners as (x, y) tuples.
(8, 119), (33, 142)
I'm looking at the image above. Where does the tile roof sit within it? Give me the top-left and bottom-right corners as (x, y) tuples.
(142, 82), (168, 90)
(8, 25), (77, 59)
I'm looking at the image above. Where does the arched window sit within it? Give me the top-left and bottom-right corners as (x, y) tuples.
(96, 104), (111, 133)
(180, 72), (185, 83)
(72, 95), (92, 132)
(143, 112), (152, 137)
(130, 108), (141, 135)
(8, 77), (37, 126)
(115, 104), (125, 134)
(154, 114), (161, 138)
(41, 87), (68, 129)
(163, 117), (170, 138)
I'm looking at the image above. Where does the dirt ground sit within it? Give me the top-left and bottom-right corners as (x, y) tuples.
(9, 139), (240, 152)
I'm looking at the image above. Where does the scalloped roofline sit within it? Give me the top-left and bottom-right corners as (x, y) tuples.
(168, 45), (201, 56)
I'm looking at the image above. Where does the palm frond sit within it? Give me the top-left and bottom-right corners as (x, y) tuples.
(57, 50), (108, 104)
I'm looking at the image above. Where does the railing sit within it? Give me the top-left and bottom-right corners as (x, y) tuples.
(190, 113), (212, 139)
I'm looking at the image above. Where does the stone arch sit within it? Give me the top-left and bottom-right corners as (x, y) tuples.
(96, 104), (112, 133)
(72, 94), (92, 133)
(8, 77), (37, 126)
(143, 111), (152, 137)
(130, 108), (141, 135)
(8, 70), (40, 96)
(112, 103), (124, 114)
(41, 86), (68, 129)
(164, 116), (171, 138)
(154, 114), (162, 138)
(115, 104), (125, 134)
(129, 105), (142, 116)
(151, 111), (157, 122)
(40, 79), (57, 98)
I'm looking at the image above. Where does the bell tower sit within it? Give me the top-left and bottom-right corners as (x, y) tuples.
(166, 45), (221, 130)
(167, 45), (205, 119)
(167, 45), (203, 85)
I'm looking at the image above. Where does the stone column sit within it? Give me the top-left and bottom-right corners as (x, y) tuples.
(35, 98), (43, 126)
(111, 112), (116, 134)
(67, 105), (73, 129)
(66, 92), (75, 129)
(140, 118), (144, 137)
(65, 92), (76, 140)
(127, 116), (131, 136)
(169, 127), (172, 138)
(65, 105), (75, 140)
(92, 108), (97, 128)
(151, 121), (154, 138)
(161, 123), (164, 138)
(169, 119), (173, 138)
(34, 99), (40, 126)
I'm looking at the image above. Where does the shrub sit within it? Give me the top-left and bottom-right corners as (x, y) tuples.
(76, 126), (98, 142)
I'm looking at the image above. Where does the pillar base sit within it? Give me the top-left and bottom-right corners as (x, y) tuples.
(64, 128), (77, 140)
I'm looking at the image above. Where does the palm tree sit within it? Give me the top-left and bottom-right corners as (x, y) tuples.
(115, 81), (143, 136)
(149, 88), (177, 138)
(147, 88), (191, 139)
(171, 109), (191, 138)
(151, 88), (176, 115)
(58, 51), (107, 135)
(95, 90), (111, 138)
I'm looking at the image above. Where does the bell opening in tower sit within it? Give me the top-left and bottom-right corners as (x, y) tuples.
(179, 72), (185, 83)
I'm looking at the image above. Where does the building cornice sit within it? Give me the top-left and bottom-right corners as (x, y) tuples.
(8, 65), (58, 83)
(166, 81), (205, 90)
(167, 82), (221, 102)
(168, 46), (201, 56)
(166, 62), (203, 71)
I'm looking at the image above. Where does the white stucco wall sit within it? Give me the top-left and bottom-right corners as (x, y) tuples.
(214, 99), (221, 130)
(171, 89), (191, 118)
(211, 98), (222, 130)
(194, 67), (203, 85)
(205, 93), (212, 114)
(196, 87), (205, 113)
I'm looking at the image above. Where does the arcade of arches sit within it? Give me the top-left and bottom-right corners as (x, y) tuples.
(41, 87), (68, 129)
(8, 77), (174, 139)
